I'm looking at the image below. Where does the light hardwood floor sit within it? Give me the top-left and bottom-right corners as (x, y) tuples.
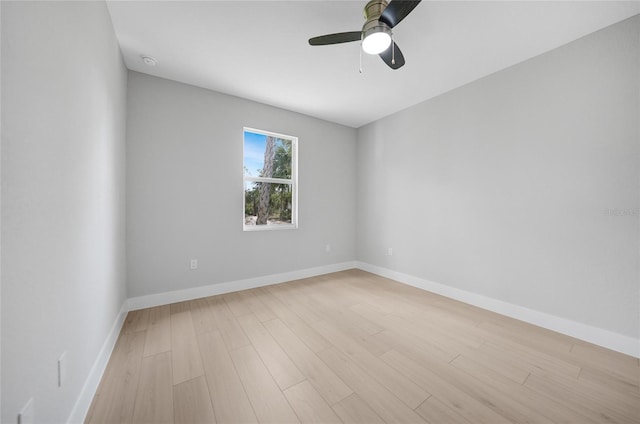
(86, 269), (640, 424)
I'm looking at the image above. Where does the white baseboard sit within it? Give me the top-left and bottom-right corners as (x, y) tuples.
(356, 261), (639, 358)
(67, 300), (129, 424)
(71, 261), (356, 423)
(70, 259), (638, 424)
(127, 261), (358, 311)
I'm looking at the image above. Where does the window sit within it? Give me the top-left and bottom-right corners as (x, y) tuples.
(243, 128), (298, 230)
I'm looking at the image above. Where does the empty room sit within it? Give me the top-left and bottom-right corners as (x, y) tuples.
(1, 1), (639, 423)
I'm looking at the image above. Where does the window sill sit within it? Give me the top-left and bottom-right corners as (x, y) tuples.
(243, 224), (298, 232)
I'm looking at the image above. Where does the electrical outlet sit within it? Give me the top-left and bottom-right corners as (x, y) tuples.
(17, 398), (34, 424)
(387, 247), (393, 256)
(190, 259), (198, 270)
(325, 244), (331, 253)
(58, 352), (67, 388)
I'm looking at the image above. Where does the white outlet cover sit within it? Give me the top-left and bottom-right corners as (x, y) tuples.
(190, 259), (198, 269)
(18, 398), (35, 424)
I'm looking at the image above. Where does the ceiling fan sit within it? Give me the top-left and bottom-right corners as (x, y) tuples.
(308, 0), (421, 70)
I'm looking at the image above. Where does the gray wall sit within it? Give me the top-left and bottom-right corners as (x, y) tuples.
(126, 72), (356, 298)
(357, 16), (639, 339)
(0, 6), (636, 423)
(1, 2), (128, 422)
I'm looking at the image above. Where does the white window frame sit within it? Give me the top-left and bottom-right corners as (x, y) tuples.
(243, 127), (298, 231)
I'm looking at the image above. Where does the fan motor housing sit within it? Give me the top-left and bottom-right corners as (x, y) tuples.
(362, 0), (391, 40)
(363, 0), (389, 20)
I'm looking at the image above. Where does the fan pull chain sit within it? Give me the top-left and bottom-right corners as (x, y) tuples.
(359, 39), (363, 73)
(391, 35), (395, 65)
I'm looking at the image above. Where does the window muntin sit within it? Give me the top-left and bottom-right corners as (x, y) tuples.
(243, 128), (297, 230)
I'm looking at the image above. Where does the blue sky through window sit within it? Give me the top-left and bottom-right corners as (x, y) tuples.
(244, 130), (266, 177)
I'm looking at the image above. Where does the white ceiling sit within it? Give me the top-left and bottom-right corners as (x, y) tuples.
(106, 1), (640, 128)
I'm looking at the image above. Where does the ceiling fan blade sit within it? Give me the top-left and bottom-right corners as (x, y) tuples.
(379, 0), (422, 28)
(379, 42), (405, 69)
(309, 31), (362, 46)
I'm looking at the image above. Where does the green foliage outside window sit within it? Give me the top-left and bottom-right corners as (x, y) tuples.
(243, 131), (295, 227)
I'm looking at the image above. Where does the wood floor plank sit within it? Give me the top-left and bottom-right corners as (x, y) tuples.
(86, 331), (145, 423)
(304, 289), (383, 336)
(143, 305), (171, 357)
(84, 394), (101, 423)
(456, 343), (530, 384)
(318, 347), (427, 423)
(401, 296), (482, 329)
(347, 302), (389, 323)
(415, 396), (472, 424)
(283, 380), (343, 424)
(569, 343), (640, 384)
(359, 310), (468, 362)
(263, 318), (353, 405)
(352, 303), (466, 358)
(239, 289), (278, 322)
(477, 320), (574, 354)
(255, 287), (331, 353)
(230, 344), (301, 423)
(132, 351), (174, 424)
(387, 311), (481, 354)
(237, 313), (305, 390)
(451, 354), (602, 424)
(420, 353), (556, 424)
(341, 327), (391, 357)
(123, 309), (150, 334)
(223, 291), (253, 317)
(316, 278), (363, 308)
(207, 295), (251, 350)
(331, 393), (385, 424)
(311, 319), (429, 409)
(170, 301), (190, 315)
(350, 302), (456, 363)
(578, 366), (640, 400)
(525, 371), (639, 424)
(480, 339), (582, 379)
(570, 369), (640, 414)
(265, 284), (328, 325)
(375, 327), (456, 364)
(173, 376), (216, 424)
(424, 351), (557, 424)
(189, 298), (217, 334)
(89, 270), (640, 424)
(342, 284), (395, 315)
(197, 330), (258, 424)
(380, 349), (513, 424)
(387, 299), (486, 349)
(571, 343), (639, 369)
(170, 305), (205, 385)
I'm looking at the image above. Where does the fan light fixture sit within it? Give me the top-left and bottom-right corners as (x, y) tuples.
(308, 0), (422, 70)
(362, 25), (392, 54)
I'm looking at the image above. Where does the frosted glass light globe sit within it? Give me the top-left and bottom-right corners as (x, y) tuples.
(362, 31), (391, 54)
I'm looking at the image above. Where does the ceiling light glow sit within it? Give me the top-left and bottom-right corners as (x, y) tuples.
(362, 26), (391, 55)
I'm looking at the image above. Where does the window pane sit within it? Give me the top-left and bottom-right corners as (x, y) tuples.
(244, 131), (292, 179)
(244, 182), (293, 226)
